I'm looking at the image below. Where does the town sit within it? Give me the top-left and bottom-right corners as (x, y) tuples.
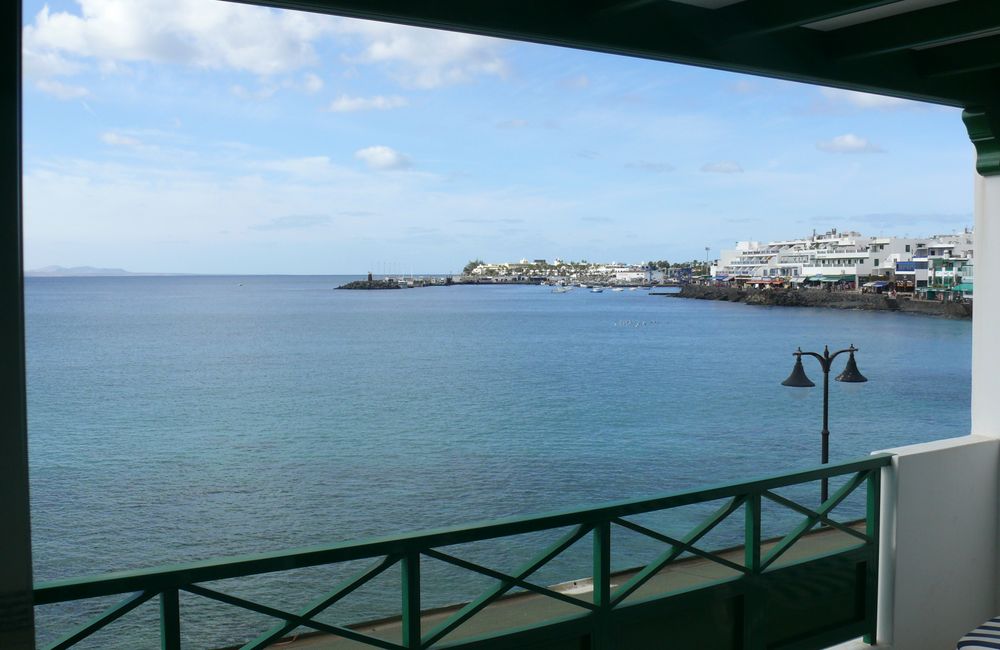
(462, 228), (975, 299)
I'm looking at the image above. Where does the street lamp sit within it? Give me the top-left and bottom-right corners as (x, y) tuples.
(781, 345), (868, 502)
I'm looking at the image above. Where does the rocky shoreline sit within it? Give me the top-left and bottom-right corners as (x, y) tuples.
(666, 285), (971, 319)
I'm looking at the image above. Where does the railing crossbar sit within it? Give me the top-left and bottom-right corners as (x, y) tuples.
(611, 496), (744, 607)
(762, 490), (869, 543)
(183, 583), (403, 650)
(42, 590), (155, 650)
(760, 470), (869, 571)
(611, 517), (749, 575)
(421, 524), (592, 648)
(423, 548), (597, 612)
(241, 554), (400, 650)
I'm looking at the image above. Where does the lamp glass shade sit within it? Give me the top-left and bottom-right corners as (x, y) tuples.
(835, 351), (868, 383)
(781, 357), (815, 387)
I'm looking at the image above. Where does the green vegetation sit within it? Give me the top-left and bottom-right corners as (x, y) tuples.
(463, 259), (484, 275)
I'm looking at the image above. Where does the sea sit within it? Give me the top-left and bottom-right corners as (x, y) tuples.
(26, 275), (972, 648)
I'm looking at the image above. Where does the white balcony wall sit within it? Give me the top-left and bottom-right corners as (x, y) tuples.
(875, 436), (999, 650)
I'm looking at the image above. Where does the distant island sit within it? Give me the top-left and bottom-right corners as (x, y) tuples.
(25, 266), (194, 277)
(25, 266), (138, 277)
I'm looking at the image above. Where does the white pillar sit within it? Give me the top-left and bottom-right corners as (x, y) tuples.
(972, 171), (1000, 436)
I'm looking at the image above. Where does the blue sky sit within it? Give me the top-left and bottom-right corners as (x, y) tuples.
(22, 0), (974, 274)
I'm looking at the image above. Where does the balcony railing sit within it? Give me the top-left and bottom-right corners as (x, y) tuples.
(34, 454), (890, 650)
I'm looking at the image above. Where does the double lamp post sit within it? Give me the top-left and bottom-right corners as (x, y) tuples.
(781, 345), (867, 503)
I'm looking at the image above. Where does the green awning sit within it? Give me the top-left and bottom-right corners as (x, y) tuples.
(952, 283), (974, 292)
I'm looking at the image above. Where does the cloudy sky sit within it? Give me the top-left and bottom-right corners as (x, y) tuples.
(22, 0), (975, 274)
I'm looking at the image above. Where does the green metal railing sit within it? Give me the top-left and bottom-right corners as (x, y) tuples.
(34, 454), (890, 650)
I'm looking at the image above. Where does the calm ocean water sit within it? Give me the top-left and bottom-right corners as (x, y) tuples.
(26, 275), (972, 647)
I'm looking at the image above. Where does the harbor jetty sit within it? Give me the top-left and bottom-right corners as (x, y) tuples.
(666, 285), (971, 319)
(336, 273), (402, 290)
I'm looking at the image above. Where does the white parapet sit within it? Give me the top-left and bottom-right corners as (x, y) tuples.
(874, 435), (999, 650)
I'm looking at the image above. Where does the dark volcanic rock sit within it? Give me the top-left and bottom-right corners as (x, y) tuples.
(336, 279), (402, 290)
(669, 285), (969, 319)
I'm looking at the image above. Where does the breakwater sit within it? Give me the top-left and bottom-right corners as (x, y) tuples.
(667, 285), (971, 319)
(336, 279), (402, 290)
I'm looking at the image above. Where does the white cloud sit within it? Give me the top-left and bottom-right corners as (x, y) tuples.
(355, 145), (411, 171)
(23, 2), (509, 95)
(23, 47), (83, 78)
(251, 214), (332, 231)
(328, 95), (408, 112)
(563, 74), (590, 89)
(230, 83), (279, 101)
(303, 73), (324, 94)
(35, 79), (90, 100)
(335, 20), (508, 88)
(701, 161), (744, 173)
(100, 132), (141, 147)
(23, 0), (333, 77)
(820, 88), (913, 110)
(816, 134), (883, 154)
(257, 156), (345, 181)
(625, 161), (673, 173)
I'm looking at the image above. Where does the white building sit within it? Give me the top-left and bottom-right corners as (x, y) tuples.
(719, 229), (974, 286)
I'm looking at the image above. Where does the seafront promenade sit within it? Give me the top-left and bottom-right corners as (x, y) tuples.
(254, 523), (865, 650)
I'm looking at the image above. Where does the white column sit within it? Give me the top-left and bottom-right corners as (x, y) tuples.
(972, 171), (1000, 436)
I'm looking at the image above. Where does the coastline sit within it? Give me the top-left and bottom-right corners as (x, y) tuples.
(664, 285), (972, 319)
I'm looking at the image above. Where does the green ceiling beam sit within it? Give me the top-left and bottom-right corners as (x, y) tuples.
(963, 107), (1000, 177)
(828, 0), (1000, 61)
(586, 0), (659, 18)
(232, 0), (991, 107)
(917, 33), (1000, 77)
(718, 0), (900, 38)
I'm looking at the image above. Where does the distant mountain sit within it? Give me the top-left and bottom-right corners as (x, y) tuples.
(26, 266), (138, 277)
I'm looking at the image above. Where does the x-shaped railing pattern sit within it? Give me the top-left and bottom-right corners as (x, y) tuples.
(35, 454), (889, 650)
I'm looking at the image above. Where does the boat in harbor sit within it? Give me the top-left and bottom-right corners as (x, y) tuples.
(552, 286), (574, 294)
(590, 287), (604, 293)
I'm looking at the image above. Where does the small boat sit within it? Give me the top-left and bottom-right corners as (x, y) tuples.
(612, 287), (625, 292)
(628, 287), (637, 291)
(579, 284), (589, 288)
(552, 286), (574, 294)
(590, 287), (604, 293)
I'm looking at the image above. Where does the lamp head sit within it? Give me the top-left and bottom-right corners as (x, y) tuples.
(835, 346), (868, 383)
(781, 351), (815, 388)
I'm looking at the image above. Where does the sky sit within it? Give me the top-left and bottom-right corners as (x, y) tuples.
(21, 0), (976, 275)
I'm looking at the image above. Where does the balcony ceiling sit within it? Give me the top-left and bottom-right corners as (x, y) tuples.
(238, 0), (996, 108)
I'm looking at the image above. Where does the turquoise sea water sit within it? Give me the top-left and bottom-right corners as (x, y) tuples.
(26, 276), (972, 647)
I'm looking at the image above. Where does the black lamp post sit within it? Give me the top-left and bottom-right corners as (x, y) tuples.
(781, 345), (868, 502)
